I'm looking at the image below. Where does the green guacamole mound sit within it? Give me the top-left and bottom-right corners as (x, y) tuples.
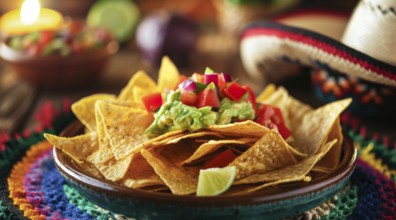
(144, 90), (255, 137)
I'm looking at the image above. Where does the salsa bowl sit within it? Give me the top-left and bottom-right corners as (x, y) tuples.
(0, 40), (118, 89)
(53, 121), (357, 220)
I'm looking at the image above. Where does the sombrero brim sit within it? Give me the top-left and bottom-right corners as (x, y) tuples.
(240, 21), (396, 87)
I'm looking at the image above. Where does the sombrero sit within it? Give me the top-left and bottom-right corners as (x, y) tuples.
(240, 0), (396, 116)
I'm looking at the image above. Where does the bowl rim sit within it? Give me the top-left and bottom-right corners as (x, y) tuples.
(53, 120), (357, 207)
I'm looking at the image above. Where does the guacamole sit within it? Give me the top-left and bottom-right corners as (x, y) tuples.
(145, 90), (255, 137)
(217, 98), (255, 125)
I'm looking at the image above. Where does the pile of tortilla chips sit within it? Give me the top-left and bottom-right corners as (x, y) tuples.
(45, 56), (351, 196)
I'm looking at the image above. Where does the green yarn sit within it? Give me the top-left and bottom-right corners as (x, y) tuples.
(63, 184), (115, 220)
(320, 186), (358, 220)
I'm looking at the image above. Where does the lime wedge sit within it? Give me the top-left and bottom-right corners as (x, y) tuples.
(87, 0), (140, 43)
(196, 166), (237, 196)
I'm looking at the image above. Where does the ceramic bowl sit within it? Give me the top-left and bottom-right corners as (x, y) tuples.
(53, 121), (357, 220)
(0, 40), (118, 89)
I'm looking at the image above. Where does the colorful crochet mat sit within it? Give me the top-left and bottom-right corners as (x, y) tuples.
(0, 100), (395, 220)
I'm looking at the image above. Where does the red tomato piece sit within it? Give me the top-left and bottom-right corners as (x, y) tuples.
(197, 88), (220, 108)
(255, 104), (292, 139)
(276, 122), (292, 140)
(180, 89), (198, 106)
(243, 85), (257, 111)
(191, 73), (204, 83)
(204, 149), (238, 169)
(141, 92), (163, 112)
(224, 82), (247, 101)
(39, 31), (54, 46)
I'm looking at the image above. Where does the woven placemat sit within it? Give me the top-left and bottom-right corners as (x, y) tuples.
(0, 100), (395, 220)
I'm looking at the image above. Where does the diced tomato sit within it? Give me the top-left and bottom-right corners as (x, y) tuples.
(180, 89), (198, 106)
(191, 73), (204, 83)
(204, 149), (238, 169)
(39, 31), (54, 46)
(27, 44), (43, 56)
(255, 104), (292, 139)
(243, 85), (257, 111)
(174, 74), (187, 90)
(197, 88), (220, 108)
(276, 122), (292, 140)
(256, 116), (279, 131)
(223, 82), (247, 101)
(141, 92), (163, 112)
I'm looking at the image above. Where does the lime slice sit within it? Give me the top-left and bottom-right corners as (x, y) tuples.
(87, 0), (140, 43)
(196, 166), (237, 196)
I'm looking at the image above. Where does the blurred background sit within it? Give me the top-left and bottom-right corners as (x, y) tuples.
(0, 0), (359, 132)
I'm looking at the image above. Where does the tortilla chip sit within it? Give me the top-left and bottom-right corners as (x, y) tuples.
(44, 133), (98, 164)
(118, 70), (158, 101)
(229, 131), (297, 179)
(234, 153), (323, 185)
(208, 120), (270, 138)
(165, 131), (225, 145)
(71, 94), (116, 131)
(182, 139), (254, 165)
(316, 119), (343, 170)
(141, 149), (199, 195)
(122, 153), (164, 189)
(293, 98), (351, 155)
(95, 154), (134, 181)
(158, 142), (199, 166)
(157, 56), (180, 92)
(90, 103), (115, 163)
(137, 130), (185, 151)
(256, 83), (276, 102)
(97, 101), (153, 159)
(311, 166), (333, 174)
(78, 161), (104, 179)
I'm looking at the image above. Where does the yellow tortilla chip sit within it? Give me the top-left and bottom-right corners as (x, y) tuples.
(95, 154), (134, 181)
(71, 94), (116, 131)
(311, 166), (333, 174)
(44, 133), (98, 164)
(97, 101), (153, 159)
(182, 139), (254, 165)
(229, 131), (298, 179)
(208, 120), (270, 138)
(157, 56), (180, 92)
(89, 103), (115, 163)
(118, 70), (158, 101)
(158, 142), (199, 166)
(122, 153), (164, 189)
(141, 149), (199, 195)
(293, 98), (351, 155)
(256, 83), (276, 102)
(165, 131), (225, 145)
(234, 153), (323, 185)
(316, 119), (343, 170)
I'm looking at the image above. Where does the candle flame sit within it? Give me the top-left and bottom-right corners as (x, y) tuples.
(20, 0), (41, 25)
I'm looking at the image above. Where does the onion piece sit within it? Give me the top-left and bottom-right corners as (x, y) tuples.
(204, 73), (218, 85)
(178, 78), (197, 92)
(220, 73), (232, 82)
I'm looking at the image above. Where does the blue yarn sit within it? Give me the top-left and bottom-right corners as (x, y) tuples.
(348, 165), (382, 220)
(40, 152), (96, 220)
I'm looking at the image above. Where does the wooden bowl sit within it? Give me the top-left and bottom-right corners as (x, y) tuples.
(53, 121), (357, 219)
(0, 40), (118, 89)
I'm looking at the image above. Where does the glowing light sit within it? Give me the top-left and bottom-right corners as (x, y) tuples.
(20, 0), (41, 25)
